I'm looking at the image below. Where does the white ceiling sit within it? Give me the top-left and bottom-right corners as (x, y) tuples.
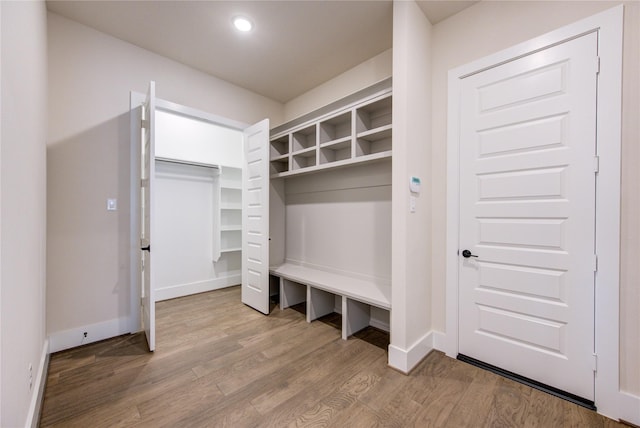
(47, 1), (477, 103)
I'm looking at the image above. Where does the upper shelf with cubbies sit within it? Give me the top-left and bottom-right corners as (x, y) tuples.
(269, 89), (392, 178)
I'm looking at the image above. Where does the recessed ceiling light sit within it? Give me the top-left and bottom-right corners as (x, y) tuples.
(233, 16), (253, 32)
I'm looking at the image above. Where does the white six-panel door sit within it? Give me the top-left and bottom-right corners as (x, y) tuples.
(458, 33), (599, 400)
(242, 119), (270, 314)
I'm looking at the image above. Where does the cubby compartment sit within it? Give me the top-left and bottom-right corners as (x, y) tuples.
(355, 95), (392, 135)
(319, 111), (352, 145)
(269, 88), (391, 178)
(308, 287), (340, 326)
(220, 229), (241, 252)
(292, 151), (317, 170)
(292, 124), (317, 152)
(270, 157), (289, 175)
(355, 134), (392, 157)
(220, 187), (241, 207)
(270, 134), (290, 158)
(220, 166), (242, 189)
(270, 264), (392, 341)
(221, 209), (241, 231)
(319, 140), (352, 165)
(279, 278), (307, 310)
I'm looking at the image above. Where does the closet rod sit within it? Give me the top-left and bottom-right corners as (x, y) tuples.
(155, 157), (219, 169)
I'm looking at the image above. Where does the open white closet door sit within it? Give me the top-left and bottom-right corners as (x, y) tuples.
(241, 119), (270, 314)
(140, 81), (156, 351)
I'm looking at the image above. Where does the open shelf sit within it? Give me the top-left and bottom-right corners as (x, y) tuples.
(221, 229), (241, 249)
(221, 224), (242, 232)
(320, 138), (352, 165)
(356, 134), (392, 158)
(270, 134), (290, 158)
(221, 247), (241, 253)
(292, 124), (317, 152)
(319, 111), (352, 145)
(270, 92), (391, 179)
(355, 96), (392, 134)
(215, 166), (242, 264)
(292, 150), (317, 170)
(221, 203), (241, 210)
(270, 156), (289, 175)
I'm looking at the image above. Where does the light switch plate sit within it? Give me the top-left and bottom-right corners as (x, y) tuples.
(107, 198), (118, 211)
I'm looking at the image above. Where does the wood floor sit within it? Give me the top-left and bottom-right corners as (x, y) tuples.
(40, 286), (625, 427)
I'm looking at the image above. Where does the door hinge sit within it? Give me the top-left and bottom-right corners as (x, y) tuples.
(595, 56), (601, 75)
(141, 178), (149, 188)
(593, 156), (600, 173)
(141, 118), (149, 129)
(592, 353), (598, 372)
(593, 254), (598, 272)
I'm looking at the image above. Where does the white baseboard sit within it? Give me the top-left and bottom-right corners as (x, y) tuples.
(432, 330), (446, 352)
(49, 316), (132, 353)
(614, 390), (640, 426)
(155, 275), (240, 302)
(388, 331), (435, 374)
(26, 338), (49, 428)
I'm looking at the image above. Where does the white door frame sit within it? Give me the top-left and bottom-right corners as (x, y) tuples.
(445, 6), (627, 420)
(129, 91), (248, 336)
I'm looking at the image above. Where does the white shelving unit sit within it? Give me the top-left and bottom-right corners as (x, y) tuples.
(269, 91), (392, 179)
(269, 81), (392, 339)
(219, 166), (242, 255)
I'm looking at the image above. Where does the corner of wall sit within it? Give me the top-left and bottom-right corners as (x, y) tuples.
(388, 331), (436, 373)
(390, 0), (433, 358)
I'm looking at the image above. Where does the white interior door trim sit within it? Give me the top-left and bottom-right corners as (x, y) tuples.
(445, 5), (624, 420)
(129, 92), (250, 335)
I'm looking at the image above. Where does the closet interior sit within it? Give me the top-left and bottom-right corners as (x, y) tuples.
(152, 109), (244, 302)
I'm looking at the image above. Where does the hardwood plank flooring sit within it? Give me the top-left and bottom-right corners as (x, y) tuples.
(40, 286), (626, 427)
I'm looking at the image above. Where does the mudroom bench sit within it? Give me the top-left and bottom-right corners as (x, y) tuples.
(269, 263), (391, 340)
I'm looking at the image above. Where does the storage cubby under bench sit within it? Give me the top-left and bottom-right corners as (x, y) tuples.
(269, 263), (391, 340)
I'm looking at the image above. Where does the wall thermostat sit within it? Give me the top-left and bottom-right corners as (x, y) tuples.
(409, 176), (421, 193)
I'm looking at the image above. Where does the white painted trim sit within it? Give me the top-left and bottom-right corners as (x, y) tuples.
(445, 5), (624, 421)
(617, 392), (640, 426)
(388, 331), (434, 373)
(49, 316), (132, 353)
(129, 91), (250, 336)
(432, 331), (447, 352)
(155, 275), (240, 302)
(155, 98), (249, 131)
(130, 92), (144, 335)
(25, 339), (49, 428)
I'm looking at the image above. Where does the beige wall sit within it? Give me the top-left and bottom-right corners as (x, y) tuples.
(430, 1), (640, 395)
(46, 12), (283, 345)
(618, 1), (640, 396)
(1, 1), (48, 426)
(283, 49), (392, 124)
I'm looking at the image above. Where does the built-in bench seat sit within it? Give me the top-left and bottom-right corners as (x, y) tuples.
(269, 263), (391, 339)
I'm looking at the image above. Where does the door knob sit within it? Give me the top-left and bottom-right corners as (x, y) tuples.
(141, 245), (151, 252)
(462, 249), (478, 258)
